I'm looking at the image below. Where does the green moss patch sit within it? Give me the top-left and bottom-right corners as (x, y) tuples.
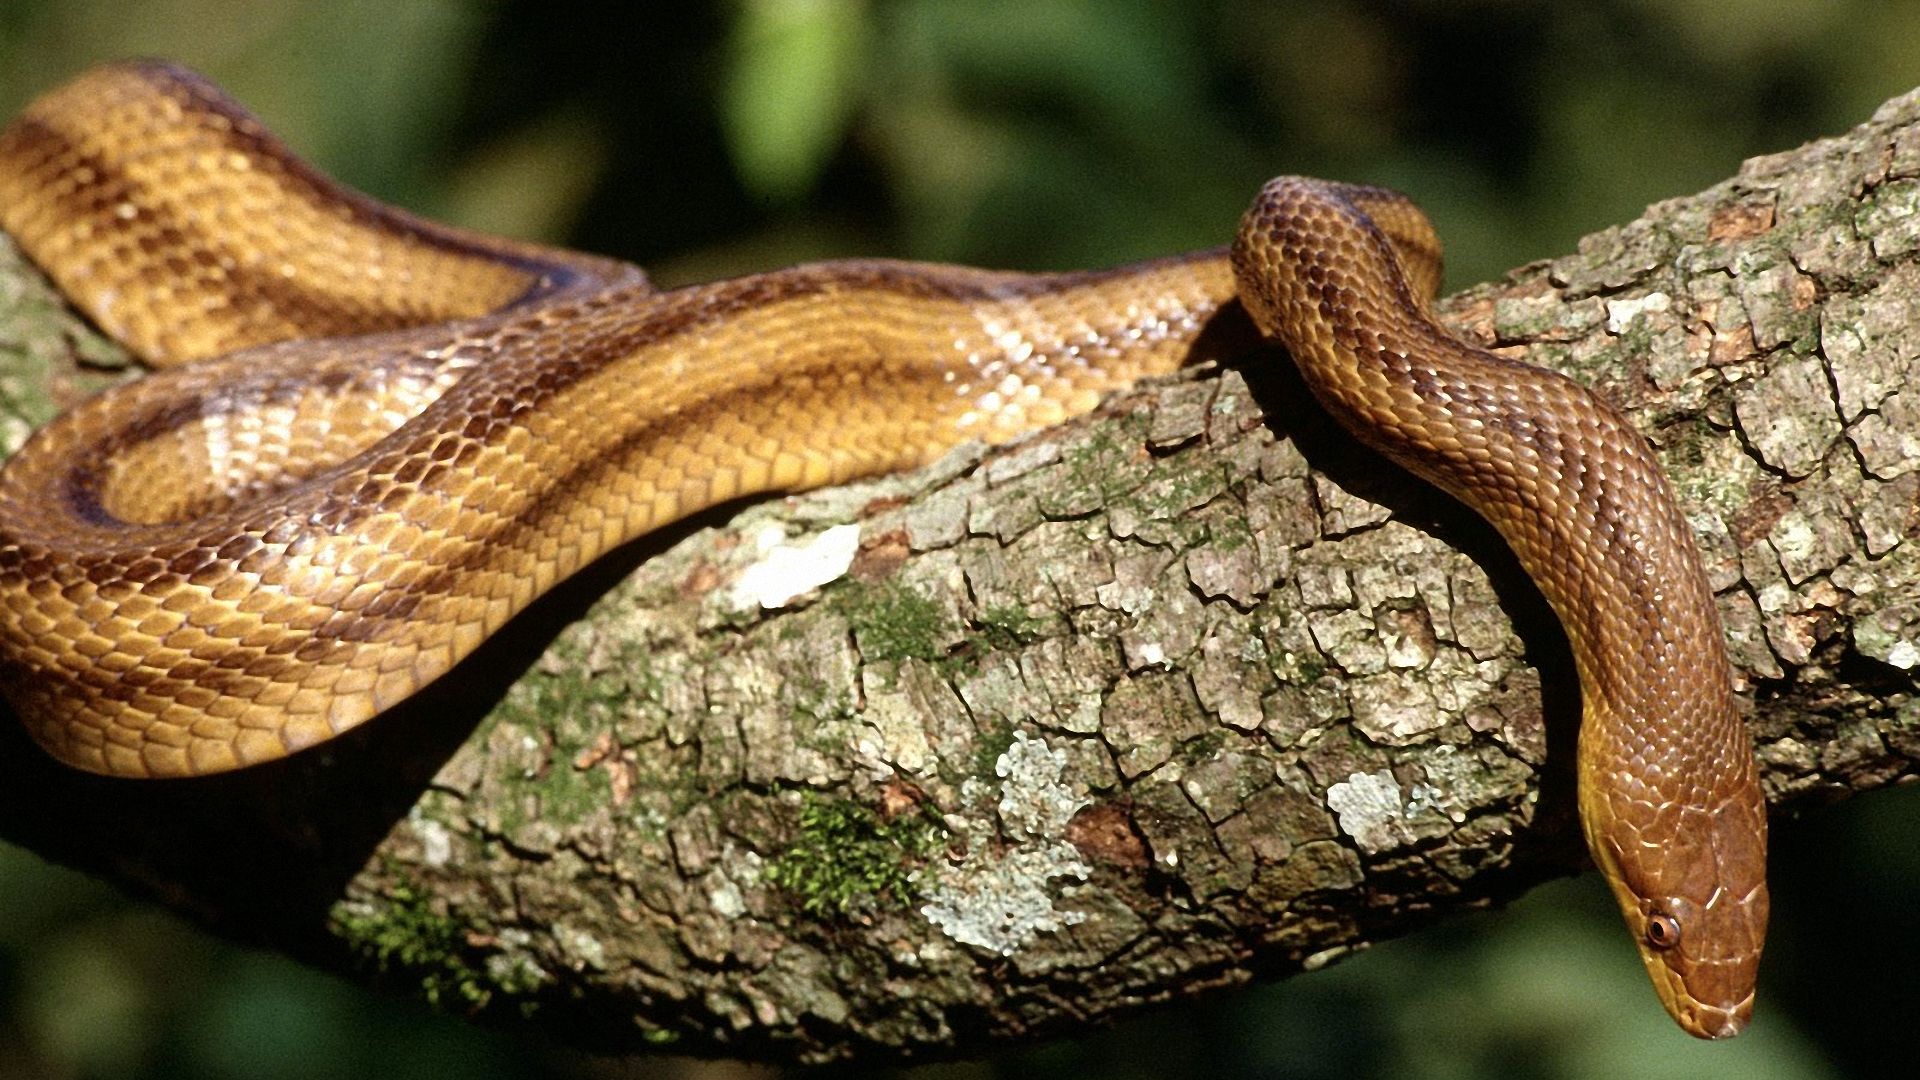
(832, 581), (949, 664)
(333, 885), (536, 1013)
(764, 794), (945, 917)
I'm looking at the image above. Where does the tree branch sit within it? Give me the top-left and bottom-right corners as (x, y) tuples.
(2, 86), (1918, 1065)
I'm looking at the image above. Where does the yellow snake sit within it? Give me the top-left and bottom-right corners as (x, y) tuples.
(0, 62), (1766, 1038)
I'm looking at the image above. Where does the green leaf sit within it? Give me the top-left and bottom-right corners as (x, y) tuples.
(720, 0), (868, 201)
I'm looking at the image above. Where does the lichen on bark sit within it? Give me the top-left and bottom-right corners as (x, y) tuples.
(2, 85), (1920, 1065)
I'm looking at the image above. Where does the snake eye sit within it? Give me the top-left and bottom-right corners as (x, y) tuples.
(1644, 911), (1682, 951)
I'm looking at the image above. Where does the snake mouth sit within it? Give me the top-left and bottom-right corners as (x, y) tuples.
(1679, 992), (1753, 1040)
(1640, 940), (1760, 1040)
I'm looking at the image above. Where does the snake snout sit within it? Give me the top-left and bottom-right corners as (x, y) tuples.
(1668, 981), (1753, 1040)
(1606, 794), (1769, 1040)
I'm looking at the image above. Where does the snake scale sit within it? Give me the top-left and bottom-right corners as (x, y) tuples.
(0, 62), (1765, 1038)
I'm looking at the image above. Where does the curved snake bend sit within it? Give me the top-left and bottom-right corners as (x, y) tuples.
(0, 61), (1765, 1038)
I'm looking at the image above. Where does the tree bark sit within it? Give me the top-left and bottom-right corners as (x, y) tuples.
(2, 86), (1918, 1065)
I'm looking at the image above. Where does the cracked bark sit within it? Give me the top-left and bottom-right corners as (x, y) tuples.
(2, 86), (1919, 1066)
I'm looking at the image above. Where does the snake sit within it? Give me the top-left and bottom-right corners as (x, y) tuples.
(0, 61), (1766, 1038)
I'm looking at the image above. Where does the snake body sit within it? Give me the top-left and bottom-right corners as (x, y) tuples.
(0, 62), (1764, 1037)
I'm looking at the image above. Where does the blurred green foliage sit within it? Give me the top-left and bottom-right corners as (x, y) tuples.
(2, 1), (1919, 1077)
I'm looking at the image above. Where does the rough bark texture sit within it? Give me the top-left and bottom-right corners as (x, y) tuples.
(2, 87), (1919, 1066)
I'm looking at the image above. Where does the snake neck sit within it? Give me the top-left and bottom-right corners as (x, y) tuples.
(1234, 178), (1734, 737)
(1232, 175), (1767, 1038)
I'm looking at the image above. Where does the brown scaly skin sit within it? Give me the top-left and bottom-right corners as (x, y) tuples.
(1232, 178), (1767, 1037)
(0, 62), (1764, 1036)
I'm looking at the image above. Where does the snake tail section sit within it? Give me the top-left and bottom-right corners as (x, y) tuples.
(0, 61), (1238, 778)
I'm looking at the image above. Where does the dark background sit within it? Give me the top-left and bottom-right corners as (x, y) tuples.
(2, 1), (1918, 1077)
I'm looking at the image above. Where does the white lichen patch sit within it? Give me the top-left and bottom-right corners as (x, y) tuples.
(1605, 291), (1673, 333)
(709, 877), (746, 919)
(553, 922), (608, 971)
(1857, 610), (1920, 671)
(486, 928), (551, 990)
(706, 846), (762, 919)
(406, 809), (454, 868)
(1326, 770), (1415, 854)
(727, 523), (862, 610)
(993, 732), (1088, 839)
(1328, 762), (1467, 852)
(919, 732), (1092, 955)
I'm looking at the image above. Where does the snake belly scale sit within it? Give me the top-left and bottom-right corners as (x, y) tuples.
(0, 62), (1766, 1037)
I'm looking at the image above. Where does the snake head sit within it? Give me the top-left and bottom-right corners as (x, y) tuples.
(1587, 769), (1770, 1039)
